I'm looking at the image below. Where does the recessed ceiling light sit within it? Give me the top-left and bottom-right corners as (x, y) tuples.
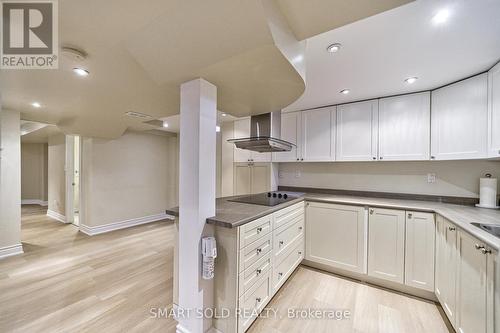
(216, 125), (221, 133)
(327, 43), (342, 53)
(73, 68), (89, 76)
(405, 77), (418, 84)
(221, 113), (227, 117)
(162, 121), (169, 128)
(340, 89), (350, 95)
(31, 102), (41, 108)
(432, 9), (450, 25)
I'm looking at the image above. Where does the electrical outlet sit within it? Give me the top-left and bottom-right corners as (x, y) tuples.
(427, 173), (436, 184)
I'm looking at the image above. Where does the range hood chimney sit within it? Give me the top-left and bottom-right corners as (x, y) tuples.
(227, 111), (294, 153)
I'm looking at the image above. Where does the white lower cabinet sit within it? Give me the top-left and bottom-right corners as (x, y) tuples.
(435, 215), (459, 327)
(367, 208), (405, 283)
(404, 211), (435, 291)
(305, 202), (367, 274)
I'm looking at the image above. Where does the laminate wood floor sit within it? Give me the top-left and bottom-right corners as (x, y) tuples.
(1, 206), (452, 333)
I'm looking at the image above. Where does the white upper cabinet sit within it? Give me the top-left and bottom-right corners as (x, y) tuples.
(431, 74), (488, 160)
(233, 118), (271, 163)
(336, 100), (379, 161)
(488, 62), (500, 157)
(301, 107), (335, 162)
(272, 112), (301, 162)
(379, 92), (430, 161)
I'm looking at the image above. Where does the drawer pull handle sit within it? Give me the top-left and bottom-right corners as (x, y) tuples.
(256, 227), (263, 233)
(481, 248), (492, 255)
(256, 248), (262, 254)
(279, 240), (284, 246)
(407, 213), (413, 219)
(256, 269), (262, 275)
(256, 297), (262, 303)
(475, 244), (484, 250)
(448, 226), (456, 231)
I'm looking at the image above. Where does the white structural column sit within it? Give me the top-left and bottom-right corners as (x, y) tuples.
(177, 78), (217, 333)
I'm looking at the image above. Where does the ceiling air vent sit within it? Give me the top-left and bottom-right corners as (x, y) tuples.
(124, 111), (153, 120)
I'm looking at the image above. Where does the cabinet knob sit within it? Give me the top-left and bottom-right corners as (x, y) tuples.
(372, 157), (377, 160)
(431, 156), (436, 160)
(256, 297), (262, 303)
(481, 248), (492, 255)
(279, 240), (284, 246)
(296, 158), (299, 161)
(379, 156), (384, 160)
(257, 227), (262, 233)
(407, 213), (413, 219)
(256, 269), (262, 275)
(448, 226), (456, 231)
(298, 251), (302, 255)
(369, 209), (374, 215)
(256, 248), (262, 254)
(298, 226), (303, 230)
(301, 158), (304, 161)
(278, 272), (283, 277)
(475, 244), (484, 250)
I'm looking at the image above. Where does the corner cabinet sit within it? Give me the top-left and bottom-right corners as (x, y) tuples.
(431, 74), (488, 160)
(378, 92), (431, 161)
(305, 202), (367, 274)
(488, 62), (500, 157)
(336, 100), (379, 161)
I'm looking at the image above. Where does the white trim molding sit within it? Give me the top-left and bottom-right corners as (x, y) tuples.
(79, 213), (174, 236)
(0, 244), (23, 259)
(21, 199), (48, 206)
(47, 209), (67, 223)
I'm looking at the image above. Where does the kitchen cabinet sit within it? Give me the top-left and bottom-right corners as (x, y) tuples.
(435, 215), (458, 328)
(336, 100), (379, 161)
(233, 163), (270, 195)
(431, 74), (488, 160)
(367, 207), (405, 283)
(379, 92), (430, 161)
(301, 107), (335, 161)
(305, 202), (367, 274)
(456, 230), (496, 333)
(404, 211), (435, 291)
(488, 62), (500, 157)
(272, 112), (301, 162)
(233, 118), (271, 163)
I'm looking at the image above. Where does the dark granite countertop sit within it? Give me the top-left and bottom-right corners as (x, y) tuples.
(166, 189), (500, 250)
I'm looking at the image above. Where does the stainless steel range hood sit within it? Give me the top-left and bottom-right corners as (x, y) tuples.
(228, 111), (294, 153)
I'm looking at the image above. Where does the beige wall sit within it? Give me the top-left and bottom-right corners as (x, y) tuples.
(82, 131), (178, 227)
(21, 143), (48, 201)
(48, 134), (66, 215)
(278, 160), (500, 198)
(220, 122), (234, 197)
(0, 109), (21, 249)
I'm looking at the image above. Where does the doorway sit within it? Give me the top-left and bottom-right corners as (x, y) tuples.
(65, 135), (82, 226)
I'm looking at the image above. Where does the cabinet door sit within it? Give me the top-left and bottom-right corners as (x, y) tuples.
(488, 62), (500, 157)
(435, 216), (458, 328)
(233, 118), (252, 163)
(456, 231), (495, 333)
(405, 211), (435, 291)
(379, 92), (430, 161)
(234, 163), (252, 195)
(301, 107), (335, 161)
(336, 100), (378, 161)
(305, 202), (367, 274)
(367, 207), (405, 283)
(431, 74), (488, 160)
(272, 112), (301, 162)
(250, 151), (272, 162)
(250, 163), (270, 194)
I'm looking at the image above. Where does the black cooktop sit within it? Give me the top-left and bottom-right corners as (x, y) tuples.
(228, 191), (302, 207)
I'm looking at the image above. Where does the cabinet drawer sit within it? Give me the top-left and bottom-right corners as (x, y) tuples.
(239, 215), (272, 249)
(273, 239), (304, 293)
(273, 202), (304, 230)
(273, 216), (304, 262)
(238, 253), (271, 297)
(238, 272), (272, 333)
(239, 233), (272, 273)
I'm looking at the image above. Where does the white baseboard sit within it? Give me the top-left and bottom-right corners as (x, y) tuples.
(47, 209), (67, 223)
(79, 213), (174, 236)
(0, 244), (23, 259)
(175, 323), (221, 333)
(22, 199), (48, 206)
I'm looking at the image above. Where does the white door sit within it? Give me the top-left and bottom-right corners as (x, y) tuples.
(336, 100), (378, 161)
(431, 74), (488, 160)
(233, 118), (252, 163)
(301, 107), (335, 161)
(379, 92), (431, 161)
(250, 163), (271, 194)
(234, 163), (252, 195)
(435, 216), (458, 328)
(456, 231), (494, 333)
(488, 62), (500, 157)
(405, 211), (435, 291)
(273, 112), (301, 162)
(305, 202), (367, 274)
(367, 207), (405, 283)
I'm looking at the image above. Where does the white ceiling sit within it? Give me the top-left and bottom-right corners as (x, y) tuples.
(285, 0), (500, 111)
